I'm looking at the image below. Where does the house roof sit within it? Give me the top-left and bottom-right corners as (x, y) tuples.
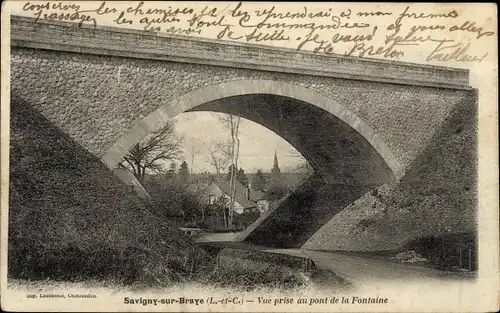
(214, 181), (257, 209)
(246, 172), (311, 189)
(250, 190), (266, 201)
(186, 182), (211, 194)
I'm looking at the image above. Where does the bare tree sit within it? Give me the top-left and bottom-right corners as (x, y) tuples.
(217, 114), (242, 229)
(188, 138), (204, 175)
(121, 121), (183, 184)
(203, 140), (232, 177)
(205, 136), (234, 227)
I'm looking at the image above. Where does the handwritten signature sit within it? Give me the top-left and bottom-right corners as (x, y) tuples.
(427, 41), (488, 62)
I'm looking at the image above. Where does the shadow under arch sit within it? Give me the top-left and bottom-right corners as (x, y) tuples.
(101, 80), (404, 184)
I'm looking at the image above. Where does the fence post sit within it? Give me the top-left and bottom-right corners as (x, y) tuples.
(468, 249), (472, 271)
(458, 248), (462, 268)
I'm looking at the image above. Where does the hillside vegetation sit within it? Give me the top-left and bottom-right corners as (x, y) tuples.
(8, 95), (213, 286)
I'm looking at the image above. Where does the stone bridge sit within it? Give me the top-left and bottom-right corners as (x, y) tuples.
(10, 16), (476, 248)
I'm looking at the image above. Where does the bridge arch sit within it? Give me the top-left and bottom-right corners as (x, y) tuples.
(101, 80), (404, 184)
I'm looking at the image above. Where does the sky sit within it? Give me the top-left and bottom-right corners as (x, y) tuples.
(171, 112), (306, 174)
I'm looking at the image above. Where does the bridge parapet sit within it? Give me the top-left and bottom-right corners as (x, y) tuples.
(11, 15), (470, 90)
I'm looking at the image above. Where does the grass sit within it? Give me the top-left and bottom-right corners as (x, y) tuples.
(8, 96), (214, 287)
(220, 248), (313, 269)
(7, 277), (308, 297)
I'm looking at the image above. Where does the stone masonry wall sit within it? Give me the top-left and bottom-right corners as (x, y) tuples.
(303, 91), (477, 251)
(11, 47), (473, 174)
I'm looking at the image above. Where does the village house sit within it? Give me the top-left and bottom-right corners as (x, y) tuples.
(246, 184), (269, 215)
(188, 180), (268, 230)
(188, 180), (261, 214)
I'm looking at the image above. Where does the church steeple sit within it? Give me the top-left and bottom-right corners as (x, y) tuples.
(272, 150), (280, 175)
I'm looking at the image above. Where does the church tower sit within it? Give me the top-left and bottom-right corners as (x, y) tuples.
(269, 150), (285, 190)
(271, 150), (281, 176)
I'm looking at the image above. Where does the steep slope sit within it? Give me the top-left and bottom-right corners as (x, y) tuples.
(8, 95), (212, 285)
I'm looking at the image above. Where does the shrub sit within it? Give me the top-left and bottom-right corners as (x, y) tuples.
(145, 177), (204, 222)
(404, 232), (477, 270)
(208, 248), (310, 291)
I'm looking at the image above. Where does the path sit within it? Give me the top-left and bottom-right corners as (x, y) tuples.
(264, 249), (476, 286)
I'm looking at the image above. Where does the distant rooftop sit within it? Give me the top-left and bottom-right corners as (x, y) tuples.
(213, 181), (256, 209)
